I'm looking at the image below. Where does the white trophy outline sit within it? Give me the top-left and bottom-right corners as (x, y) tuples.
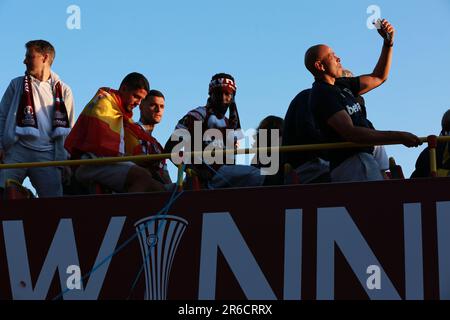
(134, 214), (188, 300)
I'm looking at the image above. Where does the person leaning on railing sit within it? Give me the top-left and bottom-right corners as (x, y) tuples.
(164, 73), (265, 189)
(339, 69), (390, 179)
(251, 115), (284, 186)
(64, 72), (165, 193)
(304, 18), (421, 183)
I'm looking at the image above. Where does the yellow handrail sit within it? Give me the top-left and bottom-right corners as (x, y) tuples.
(1, 136), (450, 172)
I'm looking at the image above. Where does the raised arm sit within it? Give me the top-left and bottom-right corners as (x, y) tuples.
(359, 19), (395, 95)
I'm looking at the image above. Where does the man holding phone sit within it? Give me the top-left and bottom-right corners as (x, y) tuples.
(303, 19), (421, 182)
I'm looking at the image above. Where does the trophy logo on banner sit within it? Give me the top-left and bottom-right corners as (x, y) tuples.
(134, 215), (188, 300)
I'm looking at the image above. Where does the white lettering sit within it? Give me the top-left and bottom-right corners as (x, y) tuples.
(168, 122), (279, 174)
(66, 265), (82, 290)
(366, 5), (381, 30)
(366, 265), (381, 289)
(346, 103), (362, 115)
(66, 5), (81, 30)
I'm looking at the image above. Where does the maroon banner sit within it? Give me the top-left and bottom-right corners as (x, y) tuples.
(0, 177), (449, 300)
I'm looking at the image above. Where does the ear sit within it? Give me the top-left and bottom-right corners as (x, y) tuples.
(42, 53), (50, 64)
(314, 61), (325, 72)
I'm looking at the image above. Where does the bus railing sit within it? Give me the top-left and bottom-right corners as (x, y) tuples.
(0, 135), (449, 190)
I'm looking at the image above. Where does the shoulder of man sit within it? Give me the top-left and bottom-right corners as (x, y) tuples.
(52, 73), (73, 92)
(0, 76), (23, 106)
(285, 89), (313, 125)
(175, 106), (206, 130)
(12, 75), (25, 82)
(289, 89), (311, 111)
(187, 106), (207, 120)
(9, 76), (24, 88)
(335, 77), (351, 88)
(310, 81), (347, 121)
(60, 80), (73, 92)
(60, 83), (74, 103)
(335, 76), (360, 96)
(311, 81), (342, 104)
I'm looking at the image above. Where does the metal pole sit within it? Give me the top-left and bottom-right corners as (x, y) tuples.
(427, 135), (438, 177)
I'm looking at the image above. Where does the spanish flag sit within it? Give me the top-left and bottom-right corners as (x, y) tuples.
(123, 122), (167, 175)
(124, 122), (164, 156)
(65, 87), (133, 158)
(123, 121), (160, 156)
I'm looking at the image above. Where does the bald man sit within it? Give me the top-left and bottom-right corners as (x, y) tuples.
(304, 19), (421, 182)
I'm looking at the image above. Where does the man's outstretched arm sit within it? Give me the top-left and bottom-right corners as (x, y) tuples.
(359, 18), (395, 95)
(327, 110), (422, 148)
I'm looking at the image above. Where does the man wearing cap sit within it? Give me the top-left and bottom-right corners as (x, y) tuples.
(165, 73), (264, 189)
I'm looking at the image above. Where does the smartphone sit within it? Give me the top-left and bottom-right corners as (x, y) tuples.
(373, 18), (391, 42)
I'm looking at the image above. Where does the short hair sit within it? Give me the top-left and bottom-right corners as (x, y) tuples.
(442, 109), (450, 131)
(257, 115), (284, 133)
(25, 40), (55, 65)
(147, 89), (165, 99)
(119, 72), (150, 92)
(304, 44), (326, 76)
(254, 115), (283, 148)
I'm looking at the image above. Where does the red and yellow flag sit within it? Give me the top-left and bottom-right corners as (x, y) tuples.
(65, 87), (132, 158)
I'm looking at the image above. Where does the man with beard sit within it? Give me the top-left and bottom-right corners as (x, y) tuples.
(165, 73), (264, 189)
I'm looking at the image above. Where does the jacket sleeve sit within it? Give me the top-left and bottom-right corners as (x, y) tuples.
(57, 83), (75, 160)
(0, 80), (16, 150)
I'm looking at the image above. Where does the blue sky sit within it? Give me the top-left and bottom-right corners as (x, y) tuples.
(1, 0), (449, 184)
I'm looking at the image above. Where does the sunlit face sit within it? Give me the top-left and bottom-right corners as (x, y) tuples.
(317, 46), (343, 78)
(23, 48), (47, 76)
(140, 95), (165, 125)
(119, 87), (148, 112)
